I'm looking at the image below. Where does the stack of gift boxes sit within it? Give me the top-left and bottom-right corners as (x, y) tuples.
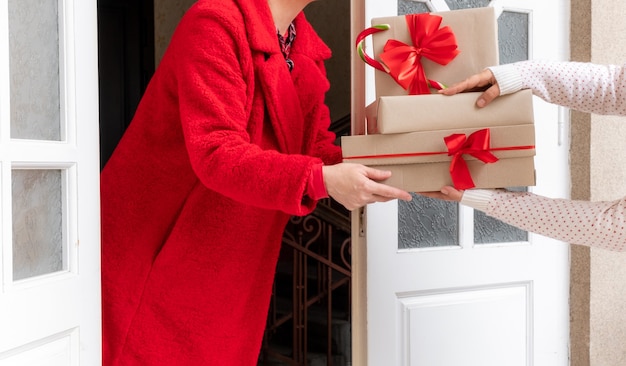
(342, 7), (536, 192)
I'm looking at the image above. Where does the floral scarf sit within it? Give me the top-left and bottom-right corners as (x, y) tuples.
(277, 22), (296, 71)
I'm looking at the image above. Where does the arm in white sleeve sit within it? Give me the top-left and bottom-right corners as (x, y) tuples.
(489, 60), (626, 116)
(487, 63), (522, 95)
(461, 189), (626, 251)
(460, 189), (497, 212)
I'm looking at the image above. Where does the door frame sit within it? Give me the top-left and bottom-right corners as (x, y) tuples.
(349, 0), (367, 361)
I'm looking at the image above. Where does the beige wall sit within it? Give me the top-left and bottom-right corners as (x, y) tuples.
(570, 1), (626, 365)
(154, 0), (196, 66)
(304, 1), (352, 122)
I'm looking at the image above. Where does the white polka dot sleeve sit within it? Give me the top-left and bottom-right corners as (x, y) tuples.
(491, 60), (626, 115)
(462, 189), (626, 250)
(460, 60), (626, 250)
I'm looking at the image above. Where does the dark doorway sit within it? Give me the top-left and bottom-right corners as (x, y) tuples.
(97, 0), (155, 170)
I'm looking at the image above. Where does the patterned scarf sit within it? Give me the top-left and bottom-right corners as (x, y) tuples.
(277, 22), (296, 71)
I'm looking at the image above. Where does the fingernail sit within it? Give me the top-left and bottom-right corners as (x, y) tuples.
(441, 187), (450, 195)
(476, 99), (486, 108)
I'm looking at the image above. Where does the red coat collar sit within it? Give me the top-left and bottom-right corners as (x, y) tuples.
(233, 0), (331, 154)
(236, 0), (331, 62)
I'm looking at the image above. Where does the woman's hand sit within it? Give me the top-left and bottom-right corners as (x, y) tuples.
(323, 163), (412, 211)
(418, 186), (464, 202)
(438, 68), (501, 108)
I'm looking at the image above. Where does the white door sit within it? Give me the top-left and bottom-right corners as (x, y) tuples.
(351, 0), (570, 365)
(0, 0), (101, 365)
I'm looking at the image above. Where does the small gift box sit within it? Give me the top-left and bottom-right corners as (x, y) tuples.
(373, 90), (534, 134)
(341, 115), (536, 192)
(357, 7), (498, 97)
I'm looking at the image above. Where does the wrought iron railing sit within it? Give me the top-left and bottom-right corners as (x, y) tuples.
(260, 116), (352, 366)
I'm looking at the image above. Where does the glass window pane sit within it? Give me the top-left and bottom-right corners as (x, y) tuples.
(475, 187), (528, 244)
(444, 0), (491, 10)
(399, 194), (459, 249)
(9, 0), (62, 141)
(474, 211), (528, 244)
(398, 0), (430, 14)
(498, 10), (530, 64)
(12, 169), (65, 280)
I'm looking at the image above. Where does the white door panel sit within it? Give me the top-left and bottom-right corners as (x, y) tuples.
(0, 0), (101, 364)
(397, 284), (530, 366)
(353, 0), (570, 365)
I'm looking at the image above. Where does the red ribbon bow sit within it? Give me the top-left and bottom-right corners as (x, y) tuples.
(445, 129), (499, 190)
(380, 13), (459, 95)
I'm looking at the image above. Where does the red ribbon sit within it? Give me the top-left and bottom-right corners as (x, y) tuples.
(379, 14), (459, 95)
(444, 129), (498, 190)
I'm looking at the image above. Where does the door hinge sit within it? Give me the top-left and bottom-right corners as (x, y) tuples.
(358, 207), (366, 237)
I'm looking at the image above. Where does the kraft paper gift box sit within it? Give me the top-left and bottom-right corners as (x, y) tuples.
(364, 7), (499, 98)
(341, 125), (536, 192)
(374, 90), (534, 134)
(341, 90), (536, 192)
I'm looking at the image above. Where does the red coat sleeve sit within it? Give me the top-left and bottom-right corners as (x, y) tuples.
(310, 97), (343, 165)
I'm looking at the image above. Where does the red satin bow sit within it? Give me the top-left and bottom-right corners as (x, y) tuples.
(379, 13), (459, 95)
(445, 129), (499, 190)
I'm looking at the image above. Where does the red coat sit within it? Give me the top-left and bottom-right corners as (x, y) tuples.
(100, 0), (342, 364)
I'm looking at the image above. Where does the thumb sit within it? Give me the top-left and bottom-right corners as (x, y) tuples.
(440, 185), (464, 201)
(441, 186), (454, 196)
(476, 84), (500, 107)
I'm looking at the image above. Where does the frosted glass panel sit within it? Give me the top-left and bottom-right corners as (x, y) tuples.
(498, 10), (529, 64)
(475, 187), (528, 244)
(12, 170), (64, 280)
(444, 0), (491, 9)
(9, 0), (62, 140)
(399, 194), (458, 249)
(398, 0), (430, 14)
(474, 210), (528, 243)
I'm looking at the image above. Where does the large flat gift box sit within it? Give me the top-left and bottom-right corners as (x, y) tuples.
(342, 90), (536, 192)
(370, 7), (498, 98)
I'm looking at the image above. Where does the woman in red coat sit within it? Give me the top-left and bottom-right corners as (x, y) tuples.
(100, 0), (412, 364)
